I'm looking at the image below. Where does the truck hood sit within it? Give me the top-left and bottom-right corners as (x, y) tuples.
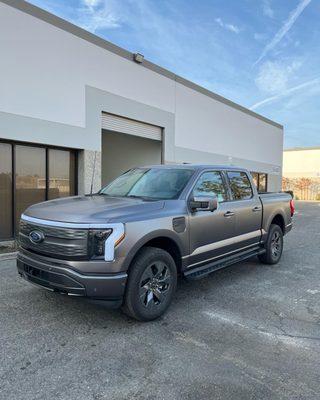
(23, 195), (165, 224)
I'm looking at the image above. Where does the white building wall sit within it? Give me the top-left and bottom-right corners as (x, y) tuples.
(175, 84), (283, 166)
(0, 2), (175, 131)
(0, 1), (283, 191)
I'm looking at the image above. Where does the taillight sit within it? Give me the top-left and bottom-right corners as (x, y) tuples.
(290, 199), (295, 217)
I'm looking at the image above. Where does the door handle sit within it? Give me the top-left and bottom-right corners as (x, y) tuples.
(252, 206), (262, 212)
(224, 211), (235, 218)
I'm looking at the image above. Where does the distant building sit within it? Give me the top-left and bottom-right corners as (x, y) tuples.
(283, 147), (320, 200)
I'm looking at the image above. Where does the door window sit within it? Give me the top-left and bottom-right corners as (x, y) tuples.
(227, 171), (253, 200)
(192, 171), (228, 202)
(251, 172), (259, 189)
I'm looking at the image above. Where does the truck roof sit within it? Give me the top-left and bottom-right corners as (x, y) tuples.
(140, 164), (248, 172)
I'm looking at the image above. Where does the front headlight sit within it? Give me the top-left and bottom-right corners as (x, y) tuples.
(88, 224), (125, 261)
(89, 229), (113, 258)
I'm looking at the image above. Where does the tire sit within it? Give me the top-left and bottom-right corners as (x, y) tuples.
(258, 224), (284, 265)
(122, 247), (177, 321)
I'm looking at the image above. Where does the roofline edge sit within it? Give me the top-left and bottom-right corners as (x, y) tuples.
(284, 146), (320, 152)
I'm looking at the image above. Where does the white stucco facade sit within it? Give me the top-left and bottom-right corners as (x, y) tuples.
(0, 0), (283, 193)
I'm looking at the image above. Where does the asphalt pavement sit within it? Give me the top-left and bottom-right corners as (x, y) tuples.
(1, 201), (319, 400)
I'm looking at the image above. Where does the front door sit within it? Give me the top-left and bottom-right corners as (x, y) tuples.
(188, 170), (236, 268)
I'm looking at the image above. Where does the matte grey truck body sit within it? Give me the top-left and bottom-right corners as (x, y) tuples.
(17, 165), (293, 320)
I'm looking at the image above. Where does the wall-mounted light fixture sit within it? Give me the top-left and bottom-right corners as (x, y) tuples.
(133, 53), (144, 63)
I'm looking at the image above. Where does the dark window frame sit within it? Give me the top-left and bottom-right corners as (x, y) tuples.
(0, 139), (78, 240)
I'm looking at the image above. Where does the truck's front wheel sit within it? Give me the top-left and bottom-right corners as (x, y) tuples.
(123, 247), (177, 321)
(258, 224), (283, 265)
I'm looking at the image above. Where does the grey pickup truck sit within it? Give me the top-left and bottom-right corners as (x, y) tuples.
(17, 165), (294, 321)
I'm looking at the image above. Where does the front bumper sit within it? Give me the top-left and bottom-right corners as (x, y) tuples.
(17, 250), (127, 307)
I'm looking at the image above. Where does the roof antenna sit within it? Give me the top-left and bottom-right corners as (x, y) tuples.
(90, 151), (97, 195)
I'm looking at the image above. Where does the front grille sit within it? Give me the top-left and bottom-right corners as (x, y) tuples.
(19, 219), (89, 259)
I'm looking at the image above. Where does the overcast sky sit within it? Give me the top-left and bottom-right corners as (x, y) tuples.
(29, 0), (320, 149)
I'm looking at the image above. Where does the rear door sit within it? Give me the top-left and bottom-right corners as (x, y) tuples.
(188, 170), (236, 268)
(225, 170), (262, 249)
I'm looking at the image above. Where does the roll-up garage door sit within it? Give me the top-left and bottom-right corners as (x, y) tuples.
(101, 113), (162, 141)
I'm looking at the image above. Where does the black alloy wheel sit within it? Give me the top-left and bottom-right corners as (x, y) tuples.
(258, 223), (283, 265)
(123, 247), (177, 321)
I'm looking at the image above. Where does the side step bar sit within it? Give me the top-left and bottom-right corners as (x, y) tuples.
(184, 246), (266, 280)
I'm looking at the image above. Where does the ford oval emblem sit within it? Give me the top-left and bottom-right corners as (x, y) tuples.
(29, 230), (45, 244)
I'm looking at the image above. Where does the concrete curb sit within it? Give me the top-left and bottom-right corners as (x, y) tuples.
(0, 252), (18, 262)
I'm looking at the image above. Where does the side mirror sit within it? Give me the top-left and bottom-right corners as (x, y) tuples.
(189, 195), (218, 212)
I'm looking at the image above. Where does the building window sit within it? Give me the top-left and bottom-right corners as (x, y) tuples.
(251, 172), (268, 192)
(15, 145), (46, 232)
(48, 149), (76, 199)
(0, 143), (13, 239)
(0, 140), (77, 239)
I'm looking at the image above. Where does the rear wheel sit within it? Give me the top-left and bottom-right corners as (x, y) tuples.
(258, 224), (283, 265)
(122, 247), (177, 321)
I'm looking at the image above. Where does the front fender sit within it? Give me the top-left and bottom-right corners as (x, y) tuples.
(121, 229), (187, 271)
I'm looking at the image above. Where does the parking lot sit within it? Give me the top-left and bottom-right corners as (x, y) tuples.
(1, 201), (319, 400)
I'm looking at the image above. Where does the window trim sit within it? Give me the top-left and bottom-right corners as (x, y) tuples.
(226, 170), (254, 202)
(188, 170), (230, 203)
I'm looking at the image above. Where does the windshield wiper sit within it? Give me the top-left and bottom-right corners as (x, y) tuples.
(127, 195), (155, 201)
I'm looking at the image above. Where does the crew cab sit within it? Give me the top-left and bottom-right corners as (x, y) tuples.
(17, 165), (294, 321)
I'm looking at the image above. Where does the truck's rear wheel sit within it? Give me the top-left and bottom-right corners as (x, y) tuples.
(258, 224), (283, 265)
(122, 247), (177, 321)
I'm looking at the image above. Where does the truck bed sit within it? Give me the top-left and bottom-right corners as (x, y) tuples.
(259, 192), (292, 234)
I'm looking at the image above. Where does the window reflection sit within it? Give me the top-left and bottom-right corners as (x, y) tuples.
(15, 145), (46, 232)
(193, 171), (227, 202)
(259, 174), (267, 192)
(251, 172), (259, 189)
(48, 149), (75, 199)
(228, 171), (253, 200)
(250, 171), (268, 192)
(0, 143), (12, 239)
(0, 141), (77, 238)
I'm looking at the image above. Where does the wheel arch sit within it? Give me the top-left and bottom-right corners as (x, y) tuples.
(123, 230), (184, 274)
(269, 213), (285, 234)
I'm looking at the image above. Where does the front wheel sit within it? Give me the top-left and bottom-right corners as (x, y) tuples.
(258, 224), (283, 265)
(122, 247), (177, 321)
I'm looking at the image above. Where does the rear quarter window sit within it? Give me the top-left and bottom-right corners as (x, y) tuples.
(227, 171), (253, 200)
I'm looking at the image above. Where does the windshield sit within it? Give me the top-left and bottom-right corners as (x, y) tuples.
(100, 168), (194, 200)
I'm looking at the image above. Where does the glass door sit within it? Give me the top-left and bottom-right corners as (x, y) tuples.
(0, 140), (77, 238)
(0, 143), (13, 239)
(15, 145), (46, 233)
(48, 149), (76, 199)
